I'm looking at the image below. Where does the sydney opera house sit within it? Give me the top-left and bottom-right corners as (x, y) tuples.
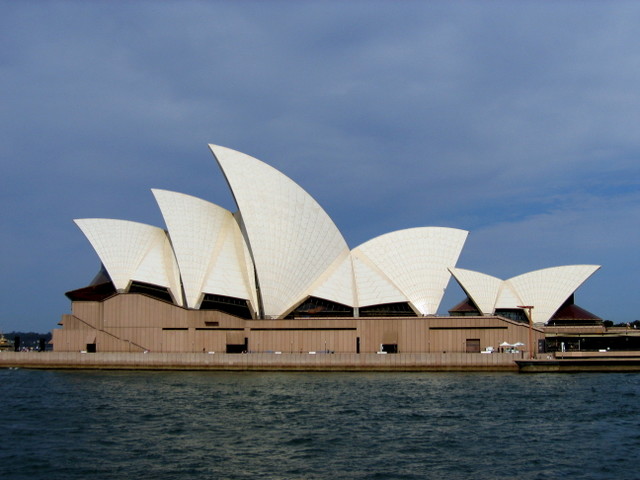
(53, 145), (601, 355)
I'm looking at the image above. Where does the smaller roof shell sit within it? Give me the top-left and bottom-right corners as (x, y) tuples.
(353, 227), (468, 315)
(152, 189), (257, 311)
(448, 268), (504, 315)
(351, 252), (409, 308)
(74, 218), (182, 306)
(507, 265), (601, 324)
(306, 251), (358, 308)
(450, 265), (601, 324)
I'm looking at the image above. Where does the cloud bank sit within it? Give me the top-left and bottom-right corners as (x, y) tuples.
(1, 1), (639, 331)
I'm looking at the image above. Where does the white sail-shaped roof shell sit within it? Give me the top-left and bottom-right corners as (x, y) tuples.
(210, 144), (354, 318)
(507, 265), (600, 324)
(448, 268), (504, 315)
(306, 252), (358, 308)
(72, 144), (603, 323)
(351, 253), (409, 308)
(494, 283), (524, 310)
(74, 218), (182, 305)
(451, 265), (601, 324)
(353, 227), (468, 315)
(152, 189), (257, 311)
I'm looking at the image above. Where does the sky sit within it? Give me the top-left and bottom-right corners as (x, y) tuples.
(1, 1), (639, 333)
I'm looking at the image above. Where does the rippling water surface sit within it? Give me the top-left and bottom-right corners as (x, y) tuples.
(1, 369), (639, 479)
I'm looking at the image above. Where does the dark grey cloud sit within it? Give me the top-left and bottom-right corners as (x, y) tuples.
(1, 1), (639, 331)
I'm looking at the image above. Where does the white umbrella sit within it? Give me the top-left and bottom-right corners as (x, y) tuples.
(499, 341), (511, 347)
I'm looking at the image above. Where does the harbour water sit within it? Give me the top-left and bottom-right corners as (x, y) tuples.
(1, 369), (639, 479)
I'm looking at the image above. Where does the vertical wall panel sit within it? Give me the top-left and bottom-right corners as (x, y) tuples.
(56, 295), (544, 354)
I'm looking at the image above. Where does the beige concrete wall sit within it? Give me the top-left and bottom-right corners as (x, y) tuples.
(53, 294), (543, 356)
(355, 317), (540, 354)
(71, 302), (104, 329)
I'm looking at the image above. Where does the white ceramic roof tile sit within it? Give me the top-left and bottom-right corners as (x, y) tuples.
(152, 189), (256, 310)
(353, 227), (468, 315)
(352, 254), (408, 307)
(494, 282), (524, 311)
(449, 268), (503, 315)
(210, 144), (353, 318)
(307, 251), (357, 307)
(201, 219), (257, 308)
(74, 218), (182, 304)
(507, 265), (601, 324)
(235, 211), (259, 314)
(132, 232), (183, 305)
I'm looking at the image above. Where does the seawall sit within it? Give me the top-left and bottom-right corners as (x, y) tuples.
(517, 351), (640, 373)
(0, 351), (521, 372)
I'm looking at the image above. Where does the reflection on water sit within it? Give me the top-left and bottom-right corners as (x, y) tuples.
(1, 370), (639, 479)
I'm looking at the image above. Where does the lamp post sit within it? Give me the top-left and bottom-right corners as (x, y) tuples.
(518, 305), (534, 359)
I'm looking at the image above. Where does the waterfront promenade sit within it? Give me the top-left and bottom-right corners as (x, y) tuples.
(0, 351), (522, 372)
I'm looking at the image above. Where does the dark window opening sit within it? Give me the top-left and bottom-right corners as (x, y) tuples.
(86, 343), (97, 353)
(450, 310), (482, 317)
(251, 327), (356, 331)
(287, 297), (354, 318)
(547, 319), (603, 326)
(381, 343), (398, 354)
(430, 326), (507, 331)
(360, 302), (417, 317)
(538, 339), (547, 353)
(495, 309), (528, 323)
(545, 335), (640, 353)
(129, 281), (174, 303)
(200, 294), (252, 318)
(226, 337), (248, 354)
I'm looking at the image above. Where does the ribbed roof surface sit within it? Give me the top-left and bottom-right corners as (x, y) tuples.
(448, 268), (503, 315)
(353, 227), (468, 315)
(507, 265), (600, 324)
(74, 218), (182, 305)
(210, 144), (353, 318)
(450, 265), (601, 324)
(152, 189), (256, 310)
(352, 253), (408, 308)
(306, 252), (358, 308)
(72, 144), (601, 322)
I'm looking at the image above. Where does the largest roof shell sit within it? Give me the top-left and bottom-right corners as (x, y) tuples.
(210, 144), (354, 318)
